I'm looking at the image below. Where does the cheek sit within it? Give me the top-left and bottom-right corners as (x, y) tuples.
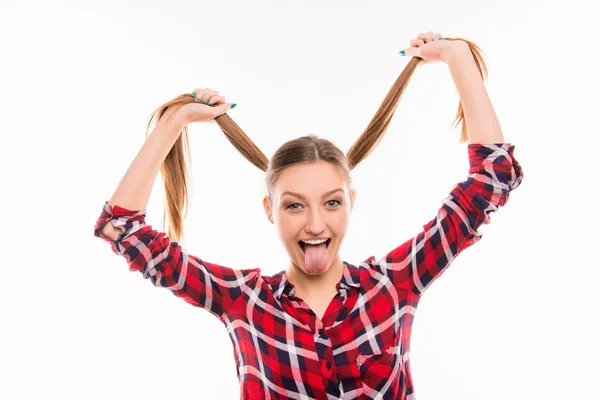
(334, 213), (350, 228)
(277, 213), (299, 237)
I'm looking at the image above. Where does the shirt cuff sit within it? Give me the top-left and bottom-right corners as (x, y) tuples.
(93, 201), (147, 255)
(467, 142), (524, 194)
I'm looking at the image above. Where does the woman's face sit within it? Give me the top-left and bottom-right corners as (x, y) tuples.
(263, 161), (356, 276)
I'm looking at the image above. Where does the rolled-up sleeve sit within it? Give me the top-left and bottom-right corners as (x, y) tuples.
(372, 143), (524, 296)
(93, 201), (261, 318)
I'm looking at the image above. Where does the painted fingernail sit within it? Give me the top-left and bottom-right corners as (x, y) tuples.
(399, 50), (405, 56)
(439, 38), (444, 40)
(201, 98), (205, 103)
(192, 91), (196, 97)
(231, 103), (237, 109)
(207, 99), (211, 104)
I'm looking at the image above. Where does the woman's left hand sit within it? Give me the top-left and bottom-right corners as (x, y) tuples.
(400, 32), (453, 64)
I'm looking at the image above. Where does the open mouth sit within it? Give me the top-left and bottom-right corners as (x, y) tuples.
(298, 238), (332, 255)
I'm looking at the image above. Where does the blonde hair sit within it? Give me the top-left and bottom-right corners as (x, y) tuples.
(145, 38), (488, 243)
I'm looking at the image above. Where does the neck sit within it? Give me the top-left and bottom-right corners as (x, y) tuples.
(286, 255), (344, 298)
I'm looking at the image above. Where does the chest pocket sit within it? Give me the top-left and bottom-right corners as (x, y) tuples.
(356, 342), (402, 395)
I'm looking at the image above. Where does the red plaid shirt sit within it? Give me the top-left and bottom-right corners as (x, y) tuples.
(94, 143), (523, 399)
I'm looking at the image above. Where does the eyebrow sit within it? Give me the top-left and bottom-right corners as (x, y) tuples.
(281, 188), (344, 200)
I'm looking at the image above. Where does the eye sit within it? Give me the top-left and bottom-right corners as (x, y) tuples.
(327, 200), (342, 207)
(286, 203), (301, 210)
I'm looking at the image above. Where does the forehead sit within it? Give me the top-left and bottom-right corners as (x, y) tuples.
(275, 161), (346, 195)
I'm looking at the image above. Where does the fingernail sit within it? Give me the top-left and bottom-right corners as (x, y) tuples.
(207, 99), (211, 104)
(399, 50), (405, 56)
(231, 103), (237, 109)
(191, 91), (196, 97)
(201, 98), (205, 103)
(439, 38), (444, 40)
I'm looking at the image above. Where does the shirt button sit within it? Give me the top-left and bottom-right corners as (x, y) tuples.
(326, 361), (332, 369)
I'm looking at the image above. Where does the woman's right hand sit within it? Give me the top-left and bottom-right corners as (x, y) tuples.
(172, 88), (236, 126)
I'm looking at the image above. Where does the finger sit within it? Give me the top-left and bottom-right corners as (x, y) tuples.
(433, 32), (443, 40)
(213, 102), (236, 116)
(201, 89), (219, 104)
(401, 46), (420, 57)
(191, 87), (205, 99)
(410, 39), (418, 47)
(206, 95), (225, 105)
(417, 32), (433, 44)
(416, 39), (425, 46)
(193, 88), (209, 102)
(195, 88), (214, 103)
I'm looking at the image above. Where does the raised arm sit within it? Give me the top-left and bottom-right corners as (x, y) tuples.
(94, 91), (257, 318)
(370, 37), (523, 295)
(100, 87), (234, 238)
(444, 39), (505, 145)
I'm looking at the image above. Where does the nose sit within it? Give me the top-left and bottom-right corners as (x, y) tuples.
(304, 207), (326, 235)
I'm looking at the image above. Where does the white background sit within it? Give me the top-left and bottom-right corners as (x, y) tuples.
(1, 0), (598, 399)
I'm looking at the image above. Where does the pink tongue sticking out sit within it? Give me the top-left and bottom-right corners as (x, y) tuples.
(304, 242), (329, 272)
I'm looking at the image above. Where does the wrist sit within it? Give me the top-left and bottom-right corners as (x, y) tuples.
(159, 108), (186, 135)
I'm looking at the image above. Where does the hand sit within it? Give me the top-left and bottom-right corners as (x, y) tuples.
(174, 88), (236, 126)
(400, 32), (454, 64)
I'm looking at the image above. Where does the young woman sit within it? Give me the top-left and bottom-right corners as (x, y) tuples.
(94, 32), (524, 399)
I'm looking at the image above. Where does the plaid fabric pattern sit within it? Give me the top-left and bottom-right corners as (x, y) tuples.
(94, 143), (523, 399)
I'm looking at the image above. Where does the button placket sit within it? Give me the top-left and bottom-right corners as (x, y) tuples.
(339, 288), (347, 302)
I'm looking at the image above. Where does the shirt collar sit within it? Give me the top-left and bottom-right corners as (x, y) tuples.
(271, 260), (362, 301)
